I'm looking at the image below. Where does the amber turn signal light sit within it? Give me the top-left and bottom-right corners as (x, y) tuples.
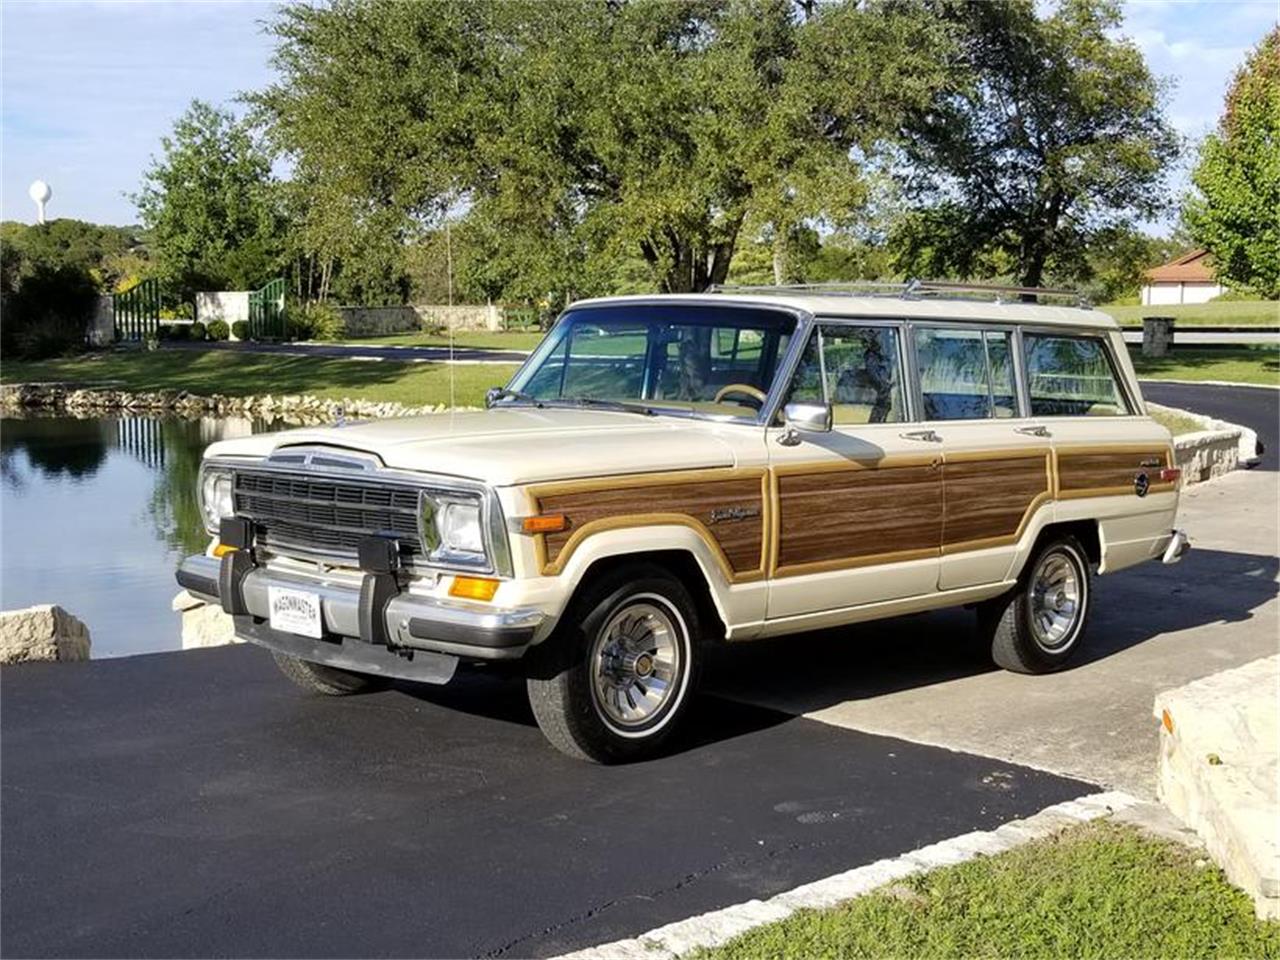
(212, 543), (238, 558)
(449, 576), (499, 602)
(522, 514), (568, 534)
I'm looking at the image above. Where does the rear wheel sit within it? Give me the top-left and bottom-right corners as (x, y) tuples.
(978, 535), (1091, 674)
(272, 651), (386, 696)
(526, 564), (700, 763)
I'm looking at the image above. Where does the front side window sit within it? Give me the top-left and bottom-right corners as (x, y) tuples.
(1023, 334), (1130, 417)
(787, 324), (906, 424)
(915, 328), (1017, 420)
(508, 304), (797, 419)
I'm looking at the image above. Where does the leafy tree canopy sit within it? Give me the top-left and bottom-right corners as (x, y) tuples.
(0, 219), (144, 293)
(891, 0), (1180, 290)
(1185, 27), (1280, 299)
(133, 100), (284, 301)
(253, 0), (954, 299)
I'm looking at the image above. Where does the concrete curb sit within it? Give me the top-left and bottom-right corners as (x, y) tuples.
(1140, 377), (1280, 391)
(554, 791), (1142, 960)
(1155, 656), (1279, 920)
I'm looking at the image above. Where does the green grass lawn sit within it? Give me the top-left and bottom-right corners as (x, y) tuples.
(336, 330), (546, 351)
(0, 349), (521, 408)
(1129, 345), (1280, 386)
(1103, 300), (1280, 327)
(696, 822), (1279, 960)
(1150, 407), (1205, 436)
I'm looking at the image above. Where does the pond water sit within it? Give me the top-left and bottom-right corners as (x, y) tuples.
(0, 414), (287, 658)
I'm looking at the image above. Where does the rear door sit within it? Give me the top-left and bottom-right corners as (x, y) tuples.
(910, 324), (1054, 590)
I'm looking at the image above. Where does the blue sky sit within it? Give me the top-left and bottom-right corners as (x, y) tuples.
(2, 0), (1277, 229)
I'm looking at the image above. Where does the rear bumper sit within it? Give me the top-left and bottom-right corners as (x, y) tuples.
(177, 553), (546, 675)
(1162, 529), (1191, 565)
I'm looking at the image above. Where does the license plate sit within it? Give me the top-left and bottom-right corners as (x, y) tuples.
(268, 586), (323, 639)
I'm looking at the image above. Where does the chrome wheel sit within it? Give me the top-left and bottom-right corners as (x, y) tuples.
(1028, 549), (1083, 652)
(590, 596), (684, 731)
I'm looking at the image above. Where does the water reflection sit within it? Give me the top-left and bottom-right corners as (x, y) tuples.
(1, 412), (284, 657)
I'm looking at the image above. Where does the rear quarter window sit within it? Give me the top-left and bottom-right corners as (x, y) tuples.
(1023, 334), (1130, 417)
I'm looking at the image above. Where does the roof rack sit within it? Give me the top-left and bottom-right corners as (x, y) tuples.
(707, 279), (1091, 309)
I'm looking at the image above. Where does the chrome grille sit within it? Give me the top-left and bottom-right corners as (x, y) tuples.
(233, 470), (423, 561)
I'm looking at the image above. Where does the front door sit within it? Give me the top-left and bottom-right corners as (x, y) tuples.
(766, 321), (943, 621)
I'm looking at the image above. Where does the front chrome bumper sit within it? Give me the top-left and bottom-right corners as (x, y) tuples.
(1162, 529), (1191, 565)
(177, 553), (546, 681)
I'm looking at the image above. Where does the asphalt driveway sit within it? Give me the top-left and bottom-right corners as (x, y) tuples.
(1, 647), (1089, 958)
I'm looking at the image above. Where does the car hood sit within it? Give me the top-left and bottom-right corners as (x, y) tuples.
(203, 407), (747, 485)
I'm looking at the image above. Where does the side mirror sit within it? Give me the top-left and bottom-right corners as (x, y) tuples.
(779, 401), (832, 445)
(484, 387), (503, 409)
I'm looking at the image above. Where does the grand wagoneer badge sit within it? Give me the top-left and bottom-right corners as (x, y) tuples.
(708, 505), (762, 524)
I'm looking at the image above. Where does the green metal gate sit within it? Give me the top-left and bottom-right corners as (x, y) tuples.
(248, 278), (286, 340)
(113, 278), (161, 342)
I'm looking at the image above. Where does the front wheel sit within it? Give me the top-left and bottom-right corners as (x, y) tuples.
(978, 535), (1092, 674)
(526, 564), (700, 763)
(272, 651), (387, 696)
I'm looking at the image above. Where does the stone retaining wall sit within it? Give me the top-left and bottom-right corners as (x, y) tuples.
(1148, 401), (1258, 483)
(0, 605), (91, 664)
(1, 382), (476, 425)
(334, 303), (503, 338)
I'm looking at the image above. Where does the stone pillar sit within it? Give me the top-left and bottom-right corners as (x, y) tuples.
(1142, 316), (1175, 357)
(0, 605), (91, 663)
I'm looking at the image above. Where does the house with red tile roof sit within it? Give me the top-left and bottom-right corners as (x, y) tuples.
(1140, 249), (1225, 306)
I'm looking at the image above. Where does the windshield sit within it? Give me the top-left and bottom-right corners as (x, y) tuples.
(504, 303), (798, 420)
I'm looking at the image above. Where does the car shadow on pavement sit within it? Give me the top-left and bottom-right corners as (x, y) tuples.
(703, 546), (1278, 717)
(386, 546), (1276, 758)
(390, 664), (796, 757)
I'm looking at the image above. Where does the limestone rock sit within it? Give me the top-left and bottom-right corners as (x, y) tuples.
(0, 605), (91, 664)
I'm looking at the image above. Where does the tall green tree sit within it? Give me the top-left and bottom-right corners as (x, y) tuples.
(891, 0), (1179, 289)
(134, 100), (284, 300)
(1185, 28), (1280, 299)
(255, 0), (952, 299)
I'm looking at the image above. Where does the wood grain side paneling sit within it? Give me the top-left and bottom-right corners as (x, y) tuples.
(1057, 446), (1173, 498)
(776, 463), (942, 572)
(942, 454), (1050, 549)
(536, 476), (765, 575)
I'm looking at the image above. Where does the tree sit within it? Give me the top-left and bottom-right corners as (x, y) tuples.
(134, 100), (284, 300)
(0, 219), (145, 292)
(255, 0), (952, 298)
(891, 0), (1179, 289)
(1185, 28), (1280, 299)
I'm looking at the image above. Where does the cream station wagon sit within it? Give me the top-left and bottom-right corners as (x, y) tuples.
(177, 284), (1189, 762)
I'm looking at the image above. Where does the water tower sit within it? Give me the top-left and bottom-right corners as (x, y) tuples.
(28, 180), (52, 224)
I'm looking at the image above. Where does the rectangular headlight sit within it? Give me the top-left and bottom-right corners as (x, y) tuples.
(419, 491), (488, 568)
(199, 465), (235, 534)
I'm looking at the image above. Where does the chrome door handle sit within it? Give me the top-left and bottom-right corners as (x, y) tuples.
(1015, 425), (1051, 437)
(900, 430), (942, 443)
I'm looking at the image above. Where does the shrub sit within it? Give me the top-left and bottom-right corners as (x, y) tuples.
(0, 263), (97, 360)
(189, 320), (207, 341)
(284, 301), (345, 341)
(206, 319), (231, 341)
(161, 322), (191, 341)
(230, 321), (250, 341)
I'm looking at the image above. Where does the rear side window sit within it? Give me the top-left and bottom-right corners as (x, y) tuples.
(1023, 334), (1130, 417)
(914, 328), (1016, 420)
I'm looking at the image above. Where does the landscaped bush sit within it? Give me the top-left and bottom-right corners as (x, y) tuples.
(231, 321), (250, 341)
(284, 301), (345, 341)
(206, 319), (231, 341)
(0, 263), (97, 360)
(166, 322), (191, 341)
(189, 321), (207, 341)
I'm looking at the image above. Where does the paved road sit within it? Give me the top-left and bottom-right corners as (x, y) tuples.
(161, 340), (530, 364)
(1, 648), (1089, 958)
(1120, 329), (1278, 346)
(1142, 380), (1278, 470)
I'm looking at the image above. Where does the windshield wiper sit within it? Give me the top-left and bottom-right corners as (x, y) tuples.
(486, 387), (544, 408)
(565, 397), (658, 416)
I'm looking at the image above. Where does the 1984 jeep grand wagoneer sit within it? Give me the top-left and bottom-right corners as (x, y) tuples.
(177, 284), (1189, 761)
